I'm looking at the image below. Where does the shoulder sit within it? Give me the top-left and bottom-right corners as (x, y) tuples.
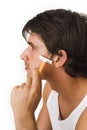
(76, 108), (87, 130)
(43, 81), (52, 104)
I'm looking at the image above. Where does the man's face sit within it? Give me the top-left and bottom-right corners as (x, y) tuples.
(20, 32), (51, 78)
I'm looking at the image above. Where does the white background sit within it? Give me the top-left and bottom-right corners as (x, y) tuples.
(0, 0), (87, 129)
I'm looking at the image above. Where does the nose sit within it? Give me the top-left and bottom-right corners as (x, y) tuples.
(20, 48), (29, 61)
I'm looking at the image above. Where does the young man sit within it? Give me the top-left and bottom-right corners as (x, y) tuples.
(11, 9), (87, 130)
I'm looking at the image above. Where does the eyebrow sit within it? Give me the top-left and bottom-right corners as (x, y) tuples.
(27, 41), (38, 48)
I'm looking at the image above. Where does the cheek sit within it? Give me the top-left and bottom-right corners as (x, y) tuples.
(30, 52), (41, 70)
(29, 48), (49, 70)
(39, 48), (48, 56)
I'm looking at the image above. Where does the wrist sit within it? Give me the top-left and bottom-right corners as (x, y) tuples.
(14, 112), (37, 130)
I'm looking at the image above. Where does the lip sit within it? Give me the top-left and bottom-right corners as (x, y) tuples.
(24, 63), (30, 70)
(25, 66), (29, 70)
(25, 65), (30, 70)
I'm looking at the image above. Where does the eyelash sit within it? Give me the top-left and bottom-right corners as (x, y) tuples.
(30, 44), (35, 49)
(28, 42), (35, 50)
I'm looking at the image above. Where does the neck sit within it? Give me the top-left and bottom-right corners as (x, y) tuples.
(48, 74), (87, 102)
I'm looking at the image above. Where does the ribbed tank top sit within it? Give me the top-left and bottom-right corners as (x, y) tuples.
(47, 90), (87, 130)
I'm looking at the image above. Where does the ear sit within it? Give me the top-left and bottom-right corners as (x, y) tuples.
(53, 50), (67, 67)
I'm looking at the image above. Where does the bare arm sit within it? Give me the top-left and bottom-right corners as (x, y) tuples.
(76, 108), (87, 130)
(37, 82), (52, 130)
(14, 113), (37, 130)
(11, 70), (41, 130)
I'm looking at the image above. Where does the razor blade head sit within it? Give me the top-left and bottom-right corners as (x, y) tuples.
(39, 55), (52, 64)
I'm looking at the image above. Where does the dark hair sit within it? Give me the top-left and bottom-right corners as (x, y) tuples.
(22, 9), (87, 78)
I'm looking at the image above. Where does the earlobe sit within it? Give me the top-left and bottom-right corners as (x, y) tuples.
(53, 50), (67, 67)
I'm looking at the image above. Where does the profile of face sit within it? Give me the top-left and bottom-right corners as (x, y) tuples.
(20, 32), (51, 78)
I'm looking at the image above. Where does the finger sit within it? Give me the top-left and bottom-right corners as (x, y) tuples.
(32, 69), (42, 90)
(25, 76), (32, 88)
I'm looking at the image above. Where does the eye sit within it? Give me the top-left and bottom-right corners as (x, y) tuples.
(29, 44), (35, 50)
(27, 42), (36, 50)
(30, 44), (35, 49)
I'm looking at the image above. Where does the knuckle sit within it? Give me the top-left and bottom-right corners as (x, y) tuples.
(12, 85), (19, 91)
(11, 85), (21, 94)
(12, 82), (25, 92)
(21, 83), (25, 87)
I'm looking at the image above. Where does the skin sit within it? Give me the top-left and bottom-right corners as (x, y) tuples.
(20, 32), (51, 78)
(11, 32), (87, 130)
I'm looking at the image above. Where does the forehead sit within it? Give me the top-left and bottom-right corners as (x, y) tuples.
(28, 32), (46, 47)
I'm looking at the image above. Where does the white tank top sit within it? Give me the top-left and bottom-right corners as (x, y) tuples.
(47, 90), (87, 130)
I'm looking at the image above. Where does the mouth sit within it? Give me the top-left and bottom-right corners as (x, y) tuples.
(24, 63), (30, 70)
(25, 66), (29, 70)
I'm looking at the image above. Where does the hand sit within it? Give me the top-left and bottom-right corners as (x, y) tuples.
(10, 69), (42, 118)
